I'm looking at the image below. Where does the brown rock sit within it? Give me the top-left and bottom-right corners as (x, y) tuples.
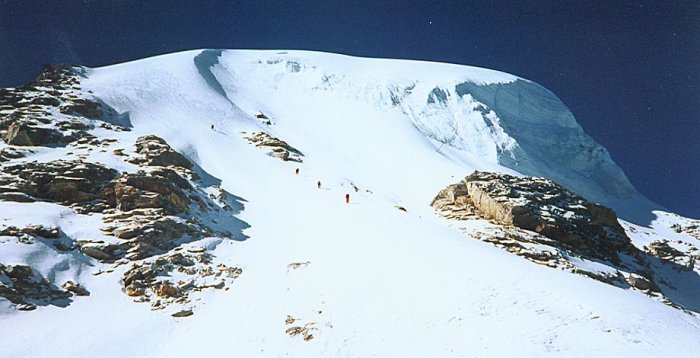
(157, 282), (179, 297)
(80, 244), (118, 261)
(244, 131), (304, 162)
(126, 285), (145, 297)
(432, 171), (631, 263)
(2, 160), (117, 205)
(112, 170), (190, 214)
(20, 225), (59, 238)
(2, 122), (64, 146)
(131, 135), (192, 168)
(59, 99), (102, 119)
(63, 281), (90, 296)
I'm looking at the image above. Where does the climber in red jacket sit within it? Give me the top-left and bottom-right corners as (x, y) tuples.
(345, 193), (350, 204)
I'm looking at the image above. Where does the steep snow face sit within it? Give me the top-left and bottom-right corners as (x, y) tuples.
(97, 50), (653, 216)
(453, 80), (641, 208)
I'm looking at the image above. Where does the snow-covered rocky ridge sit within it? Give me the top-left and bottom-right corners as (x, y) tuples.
(1, 50), (699, 357)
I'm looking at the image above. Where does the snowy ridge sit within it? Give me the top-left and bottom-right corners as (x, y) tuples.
(0, 50), (698, 357)
(88, 49), (650, 217)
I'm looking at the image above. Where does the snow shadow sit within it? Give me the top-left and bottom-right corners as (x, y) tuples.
(193, 49), (231, 104)
(97, 98), (133, 128)
(0, 227), (93, 309)
(188, 159), (249, 241)
(649, 255), (700, 314)
(616, 250), (700, 314)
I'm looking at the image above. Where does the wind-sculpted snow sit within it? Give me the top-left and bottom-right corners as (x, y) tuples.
(196, 49), (654, 220)
(193, 49), (231, 103)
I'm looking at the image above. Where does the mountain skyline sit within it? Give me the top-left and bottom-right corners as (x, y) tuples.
(0, 1), (697, 217)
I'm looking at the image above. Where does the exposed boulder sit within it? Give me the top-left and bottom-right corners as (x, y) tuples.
(0, 225), (60, 239)
(59, 99), (102, 119)
(243, 131), (303, 162)
(129, 135), (192, 169)
(0, 147), (28, 162)
(172, 309), (193, 317)
(0, 192), (35, 203)
(627, 274), (659, 292)
(432, 171), (631, 263)
(254, 111), (272, 125)
(80, 243), (123, 261)
(62, 281), (90, 296)
(2, 122), (65, 146)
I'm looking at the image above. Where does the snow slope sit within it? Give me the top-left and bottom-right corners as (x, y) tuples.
(1, 49), (698, 357)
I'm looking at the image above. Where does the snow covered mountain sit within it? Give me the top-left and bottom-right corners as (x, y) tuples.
(1, 49), (698, 357)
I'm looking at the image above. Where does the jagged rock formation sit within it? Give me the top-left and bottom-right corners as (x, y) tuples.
(432, 171), (632, 263)
(243, 131), (303, 162)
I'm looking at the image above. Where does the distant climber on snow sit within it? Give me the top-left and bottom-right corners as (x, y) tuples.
(345, 193), (350, 204)
(317, 181), (321, 189)
(295, 168), (300, 175)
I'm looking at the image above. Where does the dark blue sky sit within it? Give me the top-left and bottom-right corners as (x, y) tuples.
(1, 1), (698, 218)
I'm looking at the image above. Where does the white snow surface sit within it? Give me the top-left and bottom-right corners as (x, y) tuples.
(1, 49), (698, 357)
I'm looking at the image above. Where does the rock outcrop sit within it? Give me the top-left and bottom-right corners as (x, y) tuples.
(0, 160), (117, 210)
(243, 131), (303, 162)
(111, 168), (192, 215)
(645, 240), (698, 271)
(0, 64), (105, 148)
(432, 171), (631, 263)
(0, 147), (28, 162)
(2, 122), (64, 146)
(671, 221), (700, 241)
(0, 264), (73, 310)
(0, 65), (247, 315)
(99, 211), (195, 261)
(121, 249), (242, 312)
(432, 171), (700, 311)
(128, 135), (192, 169)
